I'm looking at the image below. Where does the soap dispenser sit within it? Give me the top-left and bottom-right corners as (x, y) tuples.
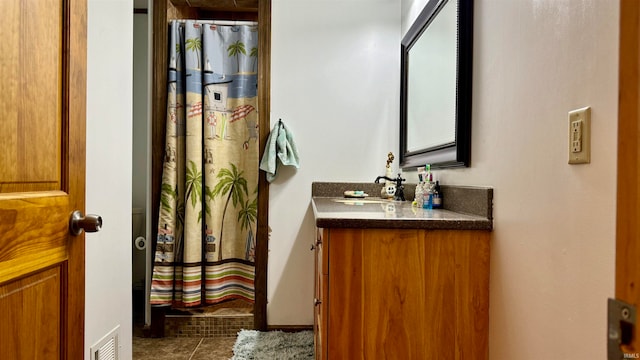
(432, 180), (442, 209)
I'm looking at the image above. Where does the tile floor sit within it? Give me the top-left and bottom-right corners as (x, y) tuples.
(132, 300), (253, 359)
(132, 336), (236, 360)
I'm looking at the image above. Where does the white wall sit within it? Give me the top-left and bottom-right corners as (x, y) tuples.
(270, 1), (618, 359)
(268, 0), (401, 324)
(86, 0), (133, 359)
(403, 0), (618, 359)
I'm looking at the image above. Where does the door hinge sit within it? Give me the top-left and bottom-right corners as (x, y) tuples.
(609, 298), (637, 359)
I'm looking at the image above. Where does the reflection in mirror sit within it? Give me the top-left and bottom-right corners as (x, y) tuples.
(407, 0), (456, 152)
(400, 0), (473, 169)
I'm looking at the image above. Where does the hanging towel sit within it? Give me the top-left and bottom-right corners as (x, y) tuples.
(260, 119), (300, 183)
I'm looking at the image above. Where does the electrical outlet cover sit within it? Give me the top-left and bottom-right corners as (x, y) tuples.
(568, 106), (591, 164)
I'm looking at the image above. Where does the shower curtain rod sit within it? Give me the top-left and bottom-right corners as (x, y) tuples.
(172, 19), (257, 26)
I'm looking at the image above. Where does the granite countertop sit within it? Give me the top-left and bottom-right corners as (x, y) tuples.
(311, 182), (493, 230)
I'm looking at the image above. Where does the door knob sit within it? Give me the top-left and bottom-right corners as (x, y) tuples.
(69, 210), (103, 235)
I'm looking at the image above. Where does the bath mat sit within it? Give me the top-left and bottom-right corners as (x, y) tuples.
(231, 329), (314, 359)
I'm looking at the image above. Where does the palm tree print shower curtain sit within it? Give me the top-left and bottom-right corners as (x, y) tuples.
(150, 20), (258, 307)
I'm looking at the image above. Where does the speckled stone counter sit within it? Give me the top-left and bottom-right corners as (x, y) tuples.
(311, 182), (493, 230)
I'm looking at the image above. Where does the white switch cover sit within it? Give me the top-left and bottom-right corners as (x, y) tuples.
(568, 106), (591, 164)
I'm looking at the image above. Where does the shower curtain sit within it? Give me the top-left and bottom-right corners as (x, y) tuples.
(150, 20), (259, 308)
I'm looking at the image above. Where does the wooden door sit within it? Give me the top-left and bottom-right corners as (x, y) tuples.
(0, 0), (86, 359)
(615, 0), (640, 356)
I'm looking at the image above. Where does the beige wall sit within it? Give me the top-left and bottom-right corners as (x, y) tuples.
(403, 0), (618, 358)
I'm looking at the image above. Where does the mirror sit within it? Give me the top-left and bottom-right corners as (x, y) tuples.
(400, 0), (473, 169)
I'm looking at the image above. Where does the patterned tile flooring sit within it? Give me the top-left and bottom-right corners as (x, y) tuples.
(132, 301), (253, 359)
(132, 336), (236, 360)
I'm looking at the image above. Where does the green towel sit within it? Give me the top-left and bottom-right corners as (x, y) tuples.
(259, 119), (299, 182)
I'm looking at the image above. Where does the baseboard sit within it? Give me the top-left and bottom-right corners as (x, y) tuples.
(266, 325), (313, 332)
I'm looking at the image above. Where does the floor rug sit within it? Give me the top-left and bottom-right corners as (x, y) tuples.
(232, 330), (314, 359)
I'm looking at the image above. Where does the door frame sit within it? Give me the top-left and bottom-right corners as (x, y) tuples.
(65, 0), (88, 357)
(149, 0), (270, 331)
(615, 0), (640, 354)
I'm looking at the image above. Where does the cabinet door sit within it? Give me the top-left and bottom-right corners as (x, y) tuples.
(326, 228), (490, 359)
(327, 228), (365, 359)
(314, 228), (328, 360)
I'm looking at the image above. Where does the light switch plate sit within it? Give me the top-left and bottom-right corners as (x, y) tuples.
(568, 106), (591, 164)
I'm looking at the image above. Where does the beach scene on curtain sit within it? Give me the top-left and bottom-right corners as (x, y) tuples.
(150, 20), (259, 308)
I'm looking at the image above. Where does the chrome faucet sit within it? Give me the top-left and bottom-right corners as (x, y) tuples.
(374, 173), (406, 201)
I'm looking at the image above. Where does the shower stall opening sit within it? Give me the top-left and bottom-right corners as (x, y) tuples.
(139, 0), (270, 337)
(150, 18), (259, 336)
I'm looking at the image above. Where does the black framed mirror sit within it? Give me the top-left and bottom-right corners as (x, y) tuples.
(400, 0), (473, 169)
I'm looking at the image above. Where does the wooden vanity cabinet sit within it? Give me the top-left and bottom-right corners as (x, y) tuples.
(313, 227), (490, 360)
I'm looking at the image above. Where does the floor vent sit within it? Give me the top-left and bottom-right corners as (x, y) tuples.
(90, 325), (120, 360)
